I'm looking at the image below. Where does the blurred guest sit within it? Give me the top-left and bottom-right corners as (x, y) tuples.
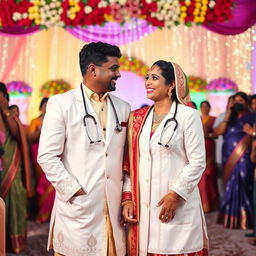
(213, 95), (235, 199)
(250, 94), (256, 112)
(198, 101), (219, 212)
(27, 97), (55, 223)
(9, 105), (27, 128)
(0, 82), (32, 253)
(217, 92), (255, 229)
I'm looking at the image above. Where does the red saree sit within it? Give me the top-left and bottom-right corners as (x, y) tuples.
(198, 116), (219, 212)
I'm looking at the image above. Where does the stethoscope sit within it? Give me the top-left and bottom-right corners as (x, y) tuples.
(80, 84), (122, 144)
(157, 101), (178, 148)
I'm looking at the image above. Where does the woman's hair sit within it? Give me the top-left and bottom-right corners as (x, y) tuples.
(0, 82), (9, 101)
(200, 100), (211, 109)
(152, 60), (177, 102)
(229, 91), (249, 125)
(9, 104), (19, 111)
(39, 97), (49, 110)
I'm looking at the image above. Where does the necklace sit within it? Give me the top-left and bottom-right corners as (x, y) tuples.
(153, 112), (167, 124)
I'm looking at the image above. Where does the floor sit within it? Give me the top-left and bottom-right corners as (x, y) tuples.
(6, 211), (256, 256)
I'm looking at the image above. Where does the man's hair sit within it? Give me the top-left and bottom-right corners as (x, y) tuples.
(79, 42), (121, 76)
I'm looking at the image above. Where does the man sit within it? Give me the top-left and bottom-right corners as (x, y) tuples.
(38, 42), (130, 256)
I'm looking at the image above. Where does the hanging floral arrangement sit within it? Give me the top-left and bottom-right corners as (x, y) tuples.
(0, 0), (235, 30)
(6, 80), (33, 96)
(40, 79), (72, 97)
(120, 55), (148, 77)
(206, 77), (238, 93)
(188, 76), (207, 92)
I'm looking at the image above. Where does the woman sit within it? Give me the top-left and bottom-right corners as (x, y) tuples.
(216, 92), (255, 229)
(0, 82), (31, 253)
(198, 101), (219, 212)
(28, 97), (55, 223)
(122, 61), (208, 256)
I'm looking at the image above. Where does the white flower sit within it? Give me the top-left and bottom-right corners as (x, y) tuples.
(145, 0), (152, 3)
(23, 13), (28, 19)
(44, 5), (50, 11)
(119, 0), (126, 5)
(84, 6), (93, 14)
(209, 0), (216, 8)
(58, 9), (63, 14)
(50, 2), (56, 9)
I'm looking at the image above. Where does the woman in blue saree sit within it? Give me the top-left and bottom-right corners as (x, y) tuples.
(216, 92), (255, 229)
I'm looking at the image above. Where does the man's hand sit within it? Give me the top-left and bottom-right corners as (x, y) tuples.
(157, 191), (183, 223)
(72, 188), (87, 198)
(122, 201), (137, 225)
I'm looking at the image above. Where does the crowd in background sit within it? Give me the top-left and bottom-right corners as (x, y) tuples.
(0, 79), (256, 253)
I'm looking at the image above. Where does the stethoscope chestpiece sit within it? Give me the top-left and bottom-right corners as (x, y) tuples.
(115, 123), (122, 132)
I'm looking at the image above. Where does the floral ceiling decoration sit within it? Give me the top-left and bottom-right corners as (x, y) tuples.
(0, 0), (235, 30)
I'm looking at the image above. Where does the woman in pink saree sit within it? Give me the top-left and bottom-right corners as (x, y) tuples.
(28, 97), (55, 223)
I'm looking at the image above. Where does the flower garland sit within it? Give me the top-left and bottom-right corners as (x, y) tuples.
(6, 80), (33, 96)
(188, 76), (207, 92)
(0, 0), (235, 29)
(206, 77), (238, 92)
(40, 79), (72, 97)
(119, 55), (148, 77)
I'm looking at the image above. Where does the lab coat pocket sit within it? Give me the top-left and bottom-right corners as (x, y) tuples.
(68, 194), (91, 219)
(171, 201), (193, 225)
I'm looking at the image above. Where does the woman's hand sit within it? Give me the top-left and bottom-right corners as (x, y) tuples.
(243, 123), (253, 135)
(157, 191), (183, 223)
(122, 201), (137, 225)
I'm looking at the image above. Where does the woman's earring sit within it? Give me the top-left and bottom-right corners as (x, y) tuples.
(168, 89), (172, 98)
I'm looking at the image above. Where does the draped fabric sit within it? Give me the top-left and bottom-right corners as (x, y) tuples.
(203, 0), (256, 35)
(198, 116), (219, 212)
(218, 112), (256, 229)
(0, 129), (27, 253)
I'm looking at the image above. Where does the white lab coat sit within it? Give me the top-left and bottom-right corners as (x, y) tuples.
(38, 86), (130, 256)
(125, 102), (208, 255)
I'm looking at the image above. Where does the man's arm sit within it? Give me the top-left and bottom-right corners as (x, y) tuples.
(37, 96), (82, 202)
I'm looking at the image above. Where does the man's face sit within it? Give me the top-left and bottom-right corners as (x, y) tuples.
(94, 56), (121, 93)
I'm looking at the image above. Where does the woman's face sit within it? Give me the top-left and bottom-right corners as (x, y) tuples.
(200, 102), (210, 115)
(234, 95), (247, 105)
(145, 65), (172, 102)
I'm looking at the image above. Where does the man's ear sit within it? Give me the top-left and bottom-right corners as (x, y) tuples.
(87, 64), (96, 77)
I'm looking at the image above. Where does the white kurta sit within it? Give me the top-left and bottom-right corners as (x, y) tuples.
(137, 102), (208, 255)
(38, 86), (130, 256)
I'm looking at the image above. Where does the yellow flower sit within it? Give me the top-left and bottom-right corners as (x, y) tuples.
(199, 16), (205, 23)
(194, 16), (200, 23)
(75, 5), (80, 12)
(69, 0), (74, 5)
(28, 14), (34, 20)
(202, 0), (208, 4)
(35, 18), (41, 25)
(193, 9), (200, 16)
(201, 5), (208, 11)
(69, 14), (76, 20)
(104, 14), (113, 22)
(195, 3), (201, 8)
(28, 6), (34, 13)
(181, 6), (187, 12)
(180, 12), (187, 18)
